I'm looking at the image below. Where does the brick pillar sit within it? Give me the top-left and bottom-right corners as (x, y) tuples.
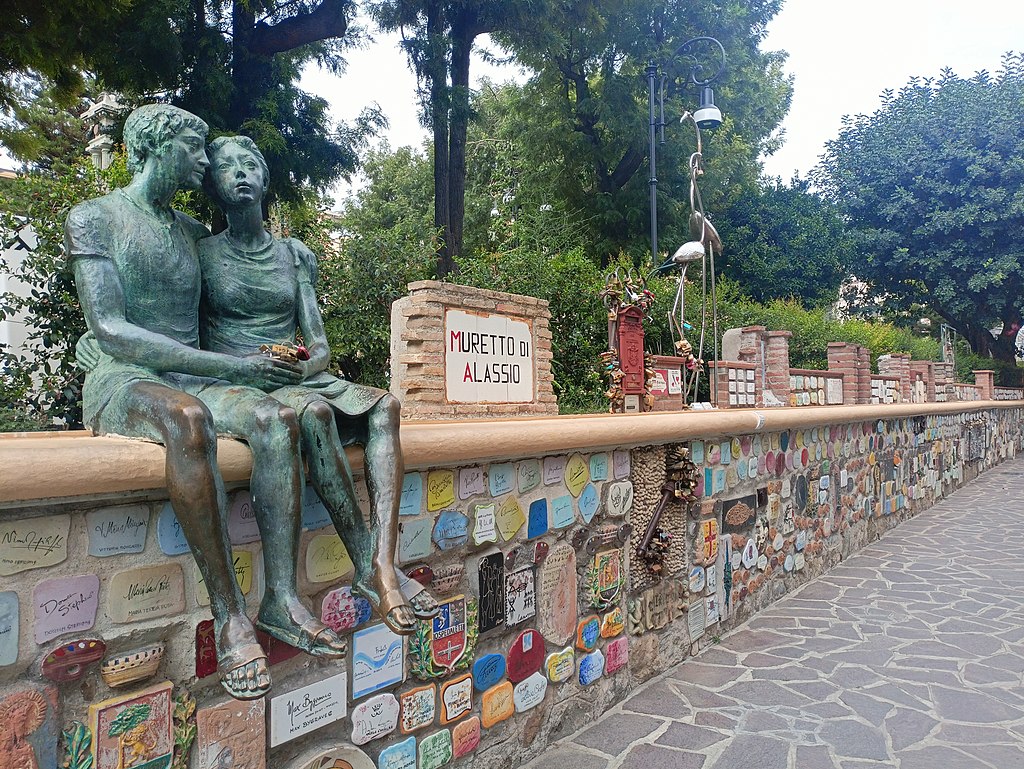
(720, 326), (767, 407)
(974, 369), (995, 400)
(828, 342), (860, 406)
(933, 362), (953, 401)
(765, 331), (792, 407)
(877, 353), (912, 402)
(909, 361), (936, 402)
(855, 345), (872, 404)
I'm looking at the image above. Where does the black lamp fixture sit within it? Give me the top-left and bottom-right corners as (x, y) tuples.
(647, 36), (726, 265)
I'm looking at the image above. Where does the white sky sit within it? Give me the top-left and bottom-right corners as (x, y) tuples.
(307, 0), (1024, 201)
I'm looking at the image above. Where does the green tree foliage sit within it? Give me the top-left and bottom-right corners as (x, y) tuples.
(816, 53), (1024, 363)
(714, 178), (852, 307)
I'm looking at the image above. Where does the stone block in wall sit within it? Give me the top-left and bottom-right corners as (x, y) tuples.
(390, 281), (558, 420)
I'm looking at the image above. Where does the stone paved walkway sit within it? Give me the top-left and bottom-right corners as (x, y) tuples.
(525, 458), (1024, 769)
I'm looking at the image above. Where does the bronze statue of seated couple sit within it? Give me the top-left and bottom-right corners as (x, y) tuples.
(67, 104), (436, 699)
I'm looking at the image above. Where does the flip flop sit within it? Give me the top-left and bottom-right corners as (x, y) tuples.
(255, 617), (348, 659)
(376, 587), (418, 635)
(398, 570), (440, 620)
(218, 642), (270, 700)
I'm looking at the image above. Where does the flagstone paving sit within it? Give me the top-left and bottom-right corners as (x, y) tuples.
(524, 458), (1024, 768)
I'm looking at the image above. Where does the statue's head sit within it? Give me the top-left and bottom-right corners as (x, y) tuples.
(123, 104), (209, 175)
(205, 135), (270, 207)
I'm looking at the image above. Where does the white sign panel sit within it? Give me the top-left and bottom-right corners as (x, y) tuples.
(445, 309), (534, 403)
(269, 671), (348, 747)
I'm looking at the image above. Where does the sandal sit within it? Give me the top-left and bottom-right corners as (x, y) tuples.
(353, 583), (417, 635)
(398, 570), (440, 620)
(218, 642), (271, 700)
(255, 617), (348, 659)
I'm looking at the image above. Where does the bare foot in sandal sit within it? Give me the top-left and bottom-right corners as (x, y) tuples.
(353, 575), (417, 635)
(257, 591), (348, 658)
(217, 613), (271, 699)
(397, 568), (440, 619)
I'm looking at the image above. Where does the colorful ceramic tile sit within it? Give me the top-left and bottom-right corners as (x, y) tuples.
(688, 566), (706, 593)
(550, 495), (575, 529)
(86, 504), (149, 557)
(415, 595), (474, 676)
(196, 549), (253, 606)
(544, 646), (575, 683)
(321, 585), (372, 633)
(543, 455), (567, 486)
(507, 628), (545, 683)
(108, 563), (185, 624)
(471, 503), (498, 546)
(472, 653), (506, 691)
(600, 606), (624, 638)
(517, 460), (541, 494)
(513, 671), (547, 712)
(427, 470), (456, 512)
(89, 681), (173, 769)
(399, 684), (436, 733)
(488, 463), (515, 497)
(1, 686), (59, 769)
(378, 735), (416, 769)
(481, 681), (514, 728)
(301, 483), (331, 530)
(418, 729), (453, 769)
(705, 594), (720, 625)
(741, 539), (758, 569)
(458, 467), (486, 500)
(432, 511), (469, 551)
(452, 716), (481, 759)
(722, 494), (756, 533)
(564, 454), (590, 497)
(605, 481), (634, 518)
(527, 499), (549, 539)
(156, 502), (190, 555)
(578, 483), (600, 523)
(690, 440), (705, 464)
(705, 562), (718, 595)
(612, 449), (631, 480)
(0, 591), (18, 666)
(305, 532), (355, 583)
(495, 497), (526, 541)
(579, 649), (605, 685)
(605, 637), (628, 675)
(41, 638), (105, 683)
(400, 473), (424, 516)
(476, 550), (505, 634)
(0, 514), (70, 576)
(588, 548), (624, 610)
(537, 542), (577, 645)
(195, 698), (266, 769)
(269, 671), (348, 747)
(351, 692), (400, 745)
(589, 453), (609, 481)
(195, 620), (217, 678)
(228, 491), (261, 544)
(575, 616), (599, 652)
(504, 566), (536, 627)
(300, 748), (375, 769)
(439, 673), (473, 724)
(398, 518), (433, 564)
(713, 468), (726, 494)
(352, 623), (405, 699)
(33, 574), (99, 643)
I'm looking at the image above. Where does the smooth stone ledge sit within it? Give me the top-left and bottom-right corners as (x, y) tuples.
(2, 400), (1019, 507)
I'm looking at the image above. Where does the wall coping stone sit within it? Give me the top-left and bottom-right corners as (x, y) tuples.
(4, 399), (1022, 507)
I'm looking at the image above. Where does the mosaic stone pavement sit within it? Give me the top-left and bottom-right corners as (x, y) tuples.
(525, 458), (1024, 769)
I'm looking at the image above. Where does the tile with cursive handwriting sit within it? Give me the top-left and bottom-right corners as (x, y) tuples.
(156, 502), (190, 556)
(378, 735), (416, 769)
(0, 591), (18, 666)
(564, 454), (590, 497)
(458, 467), (485, 500)
(550, 495), (575, 529)
(432, 510), (469, 551)
(481, 681), (513, 728)
(418, 729), (453, 769)
(543, 455), (567, 486)
(228, 491), (262, 544)
(86, 504), (150, 557)
(400, 473), (424, 516)
(302, 484), (332, 531)
(589, 453), (609, 482)
(304, 532), (355, 583)
(517, 460), (541, 494)
(195, 550), (254, 606)
(488, 463), (515, 497)
(471, 503), (497, 546)
(352, 623), (405, 699)
(0, 514), (70, 576)
(269, 671), (348, 747)
(351, 692), (400, 745)
(578, 483), (600, 523)
(426, 470), (455, 512)
(513, 671), (547, 712)
(612, 449), (631, 480)
(439, 673), (473, 724)
(398, 518), (433, 565)
(33, 575), (99, 643)
(495, 497), (525, 542)
(452, 715), (480, 759)
(399, 684), (435, 734)
(107, 563), (185, 624)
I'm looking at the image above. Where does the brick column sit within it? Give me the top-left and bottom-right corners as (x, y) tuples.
(765, 331), (792, 407)
(909, 361), (936, 402)
(974, 369), (995, 400)
(828, 342), (860, 406)
(933, 362), (953, 401)
(877, 353), (912, 402)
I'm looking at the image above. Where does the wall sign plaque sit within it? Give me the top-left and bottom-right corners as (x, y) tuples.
(604, 481), (634, 518)
(418, 728), (453, 769)
(322, 586), (372, 633)
(89, 681), (173, 769)
(475, 551), (505, 634)
(543, 455), (567, 486)
(305, 532), (355, 583)
(400, 473), (424, 516)
(612, 449), (631, 480)
(481, 681), (514, 728)
(269, 672), (348, 747)
(409, 596), (478, 679)
(195, 697), (266, 769)
(444, 307), (534, 403)
(537, 543), (577, 645)
(459, 467), (485, 500)
(527, 499), (549, 539)
(427, 470), (456, 512)
(605, 637), (628, 675)
(439, 673), (473, 724)
(504, 566), (536, 627)
(33, 574), (100, 643)
(589, 453), (609, 481)
(398, 518), (433, 564)
(351, 692), (400, 746)
(0, 514), (70, 576)
(86, 505), (150, 557)
(1, 686), (59, 769)
(575, 616), (600, 652)
(156, 502), (190, 556)
(513, 671), (547, 713)
(600, 607), (624, 638)
(399, 684), (436, 734)
(578, 649), (605, 686)
(550, 495), (575, 529)
(0, 591), (18, 666)
(488, 463), (515, 497)
(452, 716), (481, 759)
(471, 503), (498, 546)
(352, 623), (405, 699)
(564, 454), (590, 497)
(544, 647), (575, 683)
(471, 653), (506, 691)
(378, 735), (417, 769)
(196, 550), (253, 606)
(227, 491), (261, 544)
(518, 460), (542, 494)
(578, 483), (600, 523)
(507, 628), (545, 683)
(722, 495), (756, 533)
(432, 511), (469, 551)
(585, 548), (624, 610)
(495, 497), (526, 541)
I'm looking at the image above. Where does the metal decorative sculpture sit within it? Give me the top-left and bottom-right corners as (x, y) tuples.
(67, 105), (347, 699)
(200, 135), (438, 633)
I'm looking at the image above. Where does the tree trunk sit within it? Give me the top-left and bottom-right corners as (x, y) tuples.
(426, 1), (455, 278)
(446, 17), (476, 272)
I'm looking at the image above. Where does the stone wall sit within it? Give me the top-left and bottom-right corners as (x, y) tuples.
(0, 401), (1021, 769)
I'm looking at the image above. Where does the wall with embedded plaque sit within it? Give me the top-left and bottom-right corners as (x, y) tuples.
(0, 400), (1021, 769)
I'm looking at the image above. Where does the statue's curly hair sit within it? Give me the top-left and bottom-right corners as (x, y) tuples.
(123, 104), (209, 175)
(205, 135), (271, 201)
